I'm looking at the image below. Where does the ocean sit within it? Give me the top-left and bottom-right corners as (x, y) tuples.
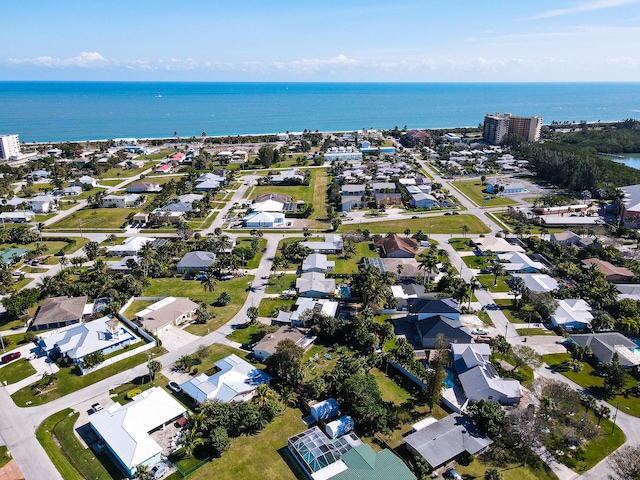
(0, 82), (639, 142)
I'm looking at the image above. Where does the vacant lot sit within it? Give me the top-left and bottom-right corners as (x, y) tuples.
(48, 208), (132, 230)
(452, 180), (517, 207)
(339, 214), (490, 235)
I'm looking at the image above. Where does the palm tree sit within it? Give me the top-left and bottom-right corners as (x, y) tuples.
(461, 224), (470, 238)
(396, 263), (404, 279)
(181, 427), (203, 457)
(343, 242), (356, 259)
(37, 222), (45, 241)
(138, 242), (156, 278)
(468, 277), (480, 309)
(58, 256), (69, 270)
(490, 262), (505, 286)
(255, 384), (276, 408)
(418, 256), (439, 285)
(200, 270), (217, 293)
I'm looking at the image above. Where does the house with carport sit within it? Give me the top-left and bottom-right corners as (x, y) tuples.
(134, 297), (198, 335)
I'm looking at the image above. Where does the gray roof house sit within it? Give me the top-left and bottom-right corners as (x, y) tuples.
(301, 253), (335, 273)
(32, 295), (88, 331)
(571, 333), (640, 368)
(296, 272), (336, 298)
(416, 316), (473, 349)
(300, 235), (344, 254)
(176, 251), (217, 273)
(405, 413), (493, 469)
(453, 343), (522, 405)
(408, 297), (460, 321)
(135, 297), (199, 335)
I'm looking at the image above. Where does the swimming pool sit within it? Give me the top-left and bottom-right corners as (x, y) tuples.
(444, 368), (456, 388)
(339, 285), (351, 297)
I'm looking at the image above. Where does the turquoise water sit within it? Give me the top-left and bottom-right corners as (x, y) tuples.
(0, 82), (639, 141)
(444, 368), (456, 388)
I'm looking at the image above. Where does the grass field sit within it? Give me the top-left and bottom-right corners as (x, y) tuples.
(48, 208), (132, 230)
(189, 406), (306, 480)
(448, 237), (474, 251)
(235, 237), (267, 269)
(454, 457), (558, 480)
(258, 298), (295, 318)
(462, 254), (491, 269)
(265, 274), (297, 294)
(451, 180), (518, 207)
(11, 346), (165, 406)
(495, 298), (535, 323)
(338, 214), (490, 235)
(227, 323), (278, 345)
(544, 352), (640, 418)
(330, 242), (377, 274)
(99, 164), (153, 179)
(142, 276), (254, 335)
(250, 168), (328, 219)
(0, 359), (36, 384)
(36, 409), (83, 480)
(516, 327), (557, 336)
(121, 300), (156, 320)
(477, 275), (511, 293)
(0, 446), (11, 469)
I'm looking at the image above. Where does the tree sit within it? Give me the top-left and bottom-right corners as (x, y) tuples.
(200, 269), (217, 293)
(485, 467), (503, 480)
(338, 373), (388, 435)
(148, 359), (162, 383)
(258, 145), (276, 167)
(217, 291), (231, 306)
(265, 339), (304, 386)
(490, 262), (505, 286)
(343, 242), (356, 259)
(82, 351), (105, 370)
(207, 426), (230, 458)
(461, 224), (470, 238)
(505, 276), (527, 307)
(1, 287), (39, 317)
(468, 277), (480, 309)
(512, 345), (542, 371)
(594, 404), (611, 426)
(427, 333), (448, 410)
(467, 399), (506, 436)
(247, 306), (259, 324)
(490, 335), (510, 359)
(418, 255), (438, 286)
(608, 445), (640, 480)
(602, 352), (626, 396)
(330, 217), (342, 231)
(134, 464), (152, 480)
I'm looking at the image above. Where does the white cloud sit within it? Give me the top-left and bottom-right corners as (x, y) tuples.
(8, 51), (107, 68)
(530, 0), (638, 19)
(272, 54), (358, 72)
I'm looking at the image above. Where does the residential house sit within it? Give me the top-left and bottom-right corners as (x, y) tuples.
(275, 298), (338, 326)
(255, 193), (291, 204)
(415, 316), (472, 349)
(371, 182), (396, 193)
(32, 295), (88, 331)
(473, 237), (525, 255)
(271, 168), (305, 184)
(27, 170), (50, 180)
(250, 199), (285, 213)
(59, 186), (83, 196)
(89, 387), (186, 478)
(407, 297), (460, 321)
(180, 354), (271, 404)
(71, 175), (97, 187)
(340, 184), (366, 197)
(243, 211), (286, 228)
(108, 237), (154, 257)
(176, 251), (217, 273)
(106, 256), (140, 274)
(341, 195), (366, 212)
(296, 272), (336, 298)
(0, 211), (34, 222)
(550, 230), (581, 246)
(485, 179), (525, 194)
(135, 297), (199, 335)
(101, 194), (142, 208)
(0, 248), (29, 265)
(497, 251), (545, 273)
(616, 284), (640, 301)
(582, 258), (635, 283)
(410, 192), (438, 208)
(155, 164), (172, 174)
(452, 343), (523, 405)
(28, 194), (57, 213)
(374, 234), (418, 258)
(405, 413), (492, 470)
(176, 193), (204, 205)
(196, 172), (226, 185)
(512, 273), (559, 293)
(620, 184), (640, 227)
(150, 209), (185, 225)
(302, 253), (335, 273)
(157, 201), (194, 214)
(551, 299), (593, 331)
(37, 315), (139, 369)
(374, 192), (402, 208)
(571, 333), (640, 368)
(325, 444), (416, 480)
(390, 283), (427, 310)
(252, 326), (316, 361)
(126, 182), (161, 193)
(194, 178), (221, 191)
(301, 235), (344, 254)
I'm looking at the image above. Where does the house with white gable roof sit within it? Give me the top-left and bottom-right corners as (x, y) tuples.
(89, 387), (186, 478)
(551, 299), (593, 331)
(108, 236), (154, 256)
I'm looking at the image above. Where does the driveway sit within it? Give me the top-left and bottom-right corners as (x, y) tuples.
(159, 326), (200, 351)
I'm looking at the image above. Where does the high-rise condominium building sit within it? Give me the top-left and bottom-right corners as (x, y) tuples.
(0, 134), (20, 160)
(482, 113), (542, 145)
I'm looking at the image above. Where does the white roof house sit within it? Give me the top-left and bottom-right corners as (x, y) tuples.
(497, 252), (545, 273)
(301, 253), (335, 273)
(512, 273), (559, 293)
(28, 194), (57, 213)
(474, 237), (525, 254)
(276, 298), (339, 326)
(551, 299), (593, 331)
(251, 199), (285, 212)
(180, 354), (271, 405)
(243, 211), (286, 228)
(89, 387), (186, 478)
(300, 235), (344, 254)
(108, 236), (153, 256)
(296, 272), (336, 298)
(37, 315), (139, 368)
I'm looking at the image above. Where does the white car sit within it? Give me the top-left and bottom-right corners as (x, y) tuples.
(472, 328), (489, 336)
(151, 463), (169, 479)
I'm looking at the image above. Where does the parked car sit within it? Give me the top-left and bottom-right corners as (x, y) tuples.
(472, 328), (489, 335)
(12, 270), (24, 277)
(220, 275), (233, 280)
(475, 336), (492, 344)
(412, 215), (420, 219)
(1, 352), (21, 364)
(167, 381), (182, 393)
(54, 250), (65, 257)
(444, 468), (462, 480)
(151, 462), (170, 479)
(91, 403), (103, 413)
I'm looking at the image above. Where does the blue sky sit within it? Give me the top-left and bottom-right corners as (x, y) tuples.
(1, 0), (639, 81)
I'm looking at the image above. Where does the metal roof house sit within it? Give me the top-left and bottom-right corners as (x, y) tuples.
(180, 354), (271, 405)
(176, 251), (217, 273)
(89, 387), (186, 478)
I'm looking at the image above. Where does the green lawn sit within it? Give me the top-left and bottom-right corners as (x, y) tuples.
(36, 409), (83, 480)
(250, 168), (327, 219)
(543, 352), (640, 417)
(454, 457), (558, 480)
(463, 255), (491, 269)
(189, 406), (306, 480)
(330, 242), (377, 274)
(109, 373), (169, 406)
(227, 324), (278, 345)
(48, 208), (133, 230)
(235, 237), (267, 269)
(99, 164), (153, 179)
(339, 214), (490, 235)
(477, 275), (511, 293)
(11, 346), (165, 406)
(265, 274), (297, 294)
(0, 446), (11, 469)
(448, 237), (474, 251)
(121, 300), (156, 320)
(258, 298), (295, 318)
(495, 299), (535, 323)
(142, 276), (254, 335)
(0, 359), (36, 384)
(517, 327), (557, 336)
(451, 180), (518, 207)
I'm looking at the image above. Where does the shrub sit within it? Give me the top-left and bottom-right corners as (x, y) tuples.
(126, 389), (142, 399)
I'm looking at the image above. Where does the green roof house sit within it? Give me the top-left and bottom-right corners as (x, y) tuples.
(328, 444), (416, 480)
